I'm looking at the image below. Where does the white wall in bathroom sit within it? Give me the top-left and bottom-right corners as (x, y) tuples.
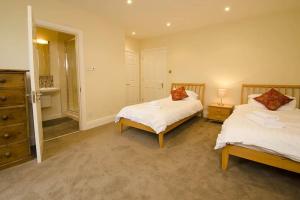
(36, 27), (63, 121)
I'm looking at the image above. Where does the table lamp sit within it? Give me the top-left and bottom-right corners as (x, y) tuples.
(218, 88), (227, 106)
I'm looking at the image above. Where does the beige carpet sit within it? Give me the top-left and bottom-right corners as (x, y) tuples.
(0, 118), (299, 200)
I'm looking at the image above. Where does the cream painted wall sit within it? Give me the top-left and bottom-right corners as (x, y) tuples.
(0, 0), (126, 129)
(0, 2), (28, 69)
(141, 11), (300, 113)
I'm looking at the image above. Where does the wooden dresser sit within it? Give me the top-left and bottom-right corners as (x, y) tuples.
(0, 70), (31, 169)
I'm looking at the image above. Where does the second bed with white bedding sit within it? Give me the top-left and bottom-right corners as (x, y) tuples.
(115, 97), (203, 134)
(215, 104), (300, 162)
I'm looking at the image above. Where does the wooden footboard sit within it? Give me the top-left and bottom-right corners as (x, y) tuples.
(221, 145), (300, 173)
(118, 112), (199, 148)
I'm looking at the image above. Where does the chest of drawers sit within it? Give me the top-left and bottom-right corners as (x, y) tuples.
(0, 70), (31, 169)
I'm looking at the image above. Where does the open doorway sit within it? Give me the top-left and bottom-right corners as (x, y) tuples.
(36, 27), (80, 141)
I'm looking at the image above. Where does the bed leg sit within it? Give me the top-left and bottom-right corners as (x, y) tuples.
(119, 122), (123, 134)
(158, 133), (164, 148)
(222, 146), (229, 170)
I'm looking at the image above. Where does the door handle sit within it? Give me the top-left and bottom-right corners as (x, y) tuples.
(32, 91), (42, 103)
(36, 92), (42, 101)
(32, 91), (36, 103)
(161, 83), (164, 88)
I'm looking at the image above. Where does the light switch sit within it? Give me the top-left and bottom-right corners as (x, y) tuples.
(88, 66), (96, 71)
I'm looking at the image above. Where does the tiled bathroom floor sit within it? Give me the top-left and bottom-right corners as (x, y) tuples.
(43, 117), (79, 140)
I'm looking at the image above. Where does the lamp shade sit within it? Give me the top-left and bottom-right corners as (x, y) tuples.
(218, 88), (227, 98)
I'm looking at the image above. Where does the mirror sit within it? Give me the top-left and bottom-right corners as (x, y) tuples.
(37, 42), (50, 76)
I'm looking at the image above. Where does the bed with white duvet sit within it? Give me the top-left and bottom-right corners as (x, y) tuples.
(215, 104), (300, 162)
(115, 94), (203, 134)
(116, 83), (205, 148)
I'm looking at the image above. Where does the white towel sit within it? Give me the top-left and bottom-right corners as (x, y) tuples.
(286, 123), (300, 129)
(246, 113), (285, 128)
(252, 111), (279, 121)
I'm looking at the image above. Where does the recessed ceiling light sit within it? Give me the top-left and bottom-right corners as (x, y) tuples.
(127, 0), (133, 5)
(224, 6), (231, 12)
(131, 32), (136, 36)
(166, 22), (171, 27)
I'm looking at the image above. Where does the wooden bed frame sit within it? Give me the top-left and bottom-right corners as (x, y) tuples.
(222, 84), (300, 173)
(118, 83), (205, 148)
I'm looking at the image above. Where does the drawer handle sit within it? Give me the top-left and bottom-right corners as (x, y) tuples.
(4, 152), (11, 158)
(2, 115), (8, 120)
(0, 79), (6, 84)
(0, 96), (7, 101)
(2, 133), (10, 139)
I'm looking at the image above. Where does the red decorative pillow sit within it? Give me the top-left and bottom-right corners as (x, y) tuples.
(171, 87), (188, 101)
(254, 88), (293, 111)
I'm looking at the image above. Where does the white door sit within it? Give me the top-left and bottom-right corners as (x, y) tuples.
(141, 48), (167, 102)
(27, 6), (44, 163)
(125, 50), (140, 105)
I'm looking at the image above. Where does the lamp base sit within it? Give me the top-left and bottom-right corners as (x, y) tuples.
(218, 98), (224, 106)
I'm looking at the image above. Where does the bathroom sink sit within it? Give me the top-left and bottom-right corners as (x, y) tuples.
(40, 87), (60, 93)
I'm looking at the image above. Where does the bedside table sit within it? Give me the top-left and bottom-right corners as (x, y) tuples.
(207, 104), (234, 122)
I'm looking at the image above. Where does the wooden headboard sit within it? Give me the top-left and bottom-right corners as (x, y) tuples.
(171, 83), (205, 104)
(241, 84), (300, 108)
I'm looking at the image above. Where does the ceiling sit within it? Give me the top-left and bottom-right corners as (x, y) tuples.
(61, 0), (300, 39)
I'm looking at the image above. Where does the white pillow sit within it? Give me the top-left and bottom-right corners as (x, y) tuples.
(186, 90), (198, 100)
(247, 94), (296, 111)
(248, 94), (265, 109)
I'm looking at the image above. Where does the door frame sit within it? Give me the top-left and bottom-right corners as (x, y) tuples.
(35, 19), (86, 131)
(125, 49), (140, 104)
(141, 47), (168, 102)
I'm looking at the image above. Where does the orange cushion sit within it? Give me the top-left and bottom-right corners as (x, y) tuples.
(254, 88), (293, 111)
(171, 87), (188, 101)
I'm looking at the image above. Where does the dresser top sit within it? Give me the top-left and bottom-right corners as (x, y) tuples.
(0, 69), (29, 73)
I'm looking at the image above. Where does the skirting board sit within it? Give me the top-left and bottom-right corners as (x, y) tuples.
(63, 111), (79, 121)
(42, 113), (63, 122)
(83, 114), (116, 130)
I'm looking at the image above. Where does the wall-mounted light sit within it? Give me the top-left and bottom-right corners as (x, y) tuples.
(127, 0), (133, 5)
(36, 39), (49, 45)
(131, 31), (136, 36)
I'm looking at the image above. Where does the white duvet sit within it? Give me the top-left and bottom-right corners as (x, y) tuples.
(115, 97), (203, 134)
(215, 104), (300, 162)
